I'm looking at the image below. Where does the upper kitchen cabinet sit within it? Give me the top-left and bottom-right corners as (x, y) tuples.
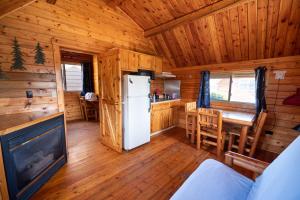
(118, 49), (162, 73)
(119, 49), (139, 72)
(138, 54), (155, 71)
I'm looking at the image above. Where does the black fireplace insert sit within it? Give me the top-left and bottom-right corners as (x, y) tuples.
(0, 114), (67, 200)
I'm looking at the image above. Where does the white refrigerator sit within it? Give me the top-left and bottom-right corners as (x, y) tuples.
(123, 75), (151, 150)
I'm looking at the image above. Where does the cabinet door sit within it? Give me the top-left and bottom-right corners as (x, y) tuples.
(128, 51), (139, 71)
(169, 107), (177, 127)
(154, 57), (162, 74)
(161, 109), (170, 130)
(119, 50), (129, 71)
(151, 110), (162, 133)
(139, 54), (155, 71)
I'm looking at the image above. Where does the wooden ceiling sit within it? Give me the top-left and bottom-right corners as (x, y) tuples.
(113, 0), (300, 67)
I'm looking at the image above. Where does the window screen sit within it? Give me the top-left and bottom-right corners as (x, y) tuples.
(210, 74), (231, 101)
(61, 63), (83, 92)
(231, 74), (255, 103)
(210, 73), (255, 104)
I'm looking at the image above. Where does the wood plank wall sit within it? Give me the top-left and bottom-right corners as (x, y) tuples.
(172, 56), (300, 154)
(0, 0), (155, 115)
(64, 91), (82, 121)
(151, 78), (164, 94)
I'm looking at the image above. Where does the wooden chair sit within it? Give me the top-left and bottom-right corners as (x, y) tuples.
(185, 102), (197, 143)
(197, 108), (224, 157)
(228, 111), (267, 157)
(79, 96), (99, 121)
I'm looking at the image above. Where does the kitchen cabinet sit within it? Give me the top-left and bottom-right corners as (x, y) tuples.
(138, 54), (155, 71)
(151, 100), (180, 134)
(118, 49), (162, 73)
(119, 49), (138, 72)
(128, 51), (139, 71)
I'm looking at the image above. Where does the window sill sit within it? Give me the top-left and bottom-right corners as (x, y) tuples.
(211, 100), (255, 110)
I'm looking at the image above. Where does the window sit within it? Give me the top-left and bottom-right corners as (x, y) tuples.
(210, 73), (255, 104)
(61, 63), (83, 91)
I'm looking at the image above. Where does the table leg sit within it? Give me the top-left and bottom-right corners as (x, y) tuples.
(238, 126), (249, 154)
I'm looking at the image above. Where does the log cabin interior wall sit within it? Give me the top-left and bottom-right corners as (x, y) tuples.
(172, 56), (300, 154)
(0, 0), (156, 116)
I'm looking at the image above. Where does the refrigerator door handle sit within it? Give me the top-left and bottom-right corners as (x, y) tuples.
(148, 98), (151, 113)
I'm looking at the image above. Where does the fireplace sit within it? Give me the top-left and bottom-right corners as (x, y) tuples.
(0, 114), (67, 200)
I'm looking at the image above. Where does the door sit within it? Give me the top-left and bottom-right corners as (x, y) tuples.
(99, 53), (122, 152)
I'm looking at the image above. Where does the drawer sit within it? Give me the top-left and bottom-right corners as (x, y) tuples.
(151, 102), (170, 111)
(169, 100), (181, 107)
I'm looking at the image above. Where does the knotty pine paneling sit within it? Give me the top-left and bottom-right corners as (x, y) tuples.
(64, 92), (82, 121)
(172, 56), (300, 154)
(119, 0), (222, 30)
(0, 0), (155, 115)
(151, 78), (164, 94)
(147, 0), (300, 67)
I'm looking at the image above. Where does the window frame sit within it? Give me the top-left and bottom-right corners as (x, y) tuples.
(210, 72), (255, 105)
(61, 62), (83, 92)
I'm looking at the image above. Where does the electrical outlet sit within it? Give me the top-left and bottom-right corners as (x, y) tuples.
(265, 130), (273, 135)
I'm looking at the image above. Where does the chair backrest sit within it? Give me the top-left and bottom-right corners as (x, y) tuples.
(249, 111), (267, 157)
(247, 136), (300, 200)
(79, 96), (87, 106)
(197, 108), (222, 132)
(185, 102), (196, 113)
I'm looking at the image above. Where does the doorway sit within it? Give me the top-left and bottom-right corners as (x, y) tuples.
(59, 49), (100, 149)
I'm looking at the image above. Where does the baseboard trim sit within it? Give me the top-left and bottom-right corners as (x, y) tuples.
(151, 126), (176, 137)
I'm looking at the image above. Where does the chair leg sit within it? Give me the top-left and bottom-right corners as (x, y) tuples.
(221, 132), (226, 151)
(249, 140), (258, 157)
(85, 108), (89, 121)
(185, 115), (189, 138)
(191, 116), (195, 144)
(217, 137), (222, 158)
(228, 134), (234, 151)
(197, 124), (201, 150)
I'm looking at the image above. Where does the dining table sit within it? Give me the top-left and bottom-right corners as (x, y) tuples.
(187, 109), (256, 154)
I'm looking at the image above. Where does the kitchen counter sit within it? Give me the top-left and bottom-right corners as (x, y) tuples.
(0, 110), (64, 136)
(151, 99), (181, 105)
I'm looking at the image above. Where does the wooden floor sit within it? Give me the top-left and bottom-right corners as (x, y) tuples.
(32, 121), (276, 200)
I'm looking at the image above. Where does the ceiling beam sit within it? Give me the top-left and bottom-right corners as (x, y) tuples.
(0, 0), (36, 20)
(144, 0), (254, 37)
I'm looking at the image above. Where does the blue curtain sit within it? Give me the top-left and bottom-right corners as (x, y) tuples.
(255, 66), (267, 116)
(197, 71), (210, 108)
(81, 62), (94, 96)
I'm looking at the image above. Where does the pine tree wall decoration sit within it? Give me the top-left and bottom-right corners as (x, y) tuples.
(11, 37), (26, 70)
(35, 42), (45, 64)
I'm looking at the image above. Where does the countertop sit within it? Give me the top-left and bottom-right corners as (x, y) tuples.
(151, 99), (181, 105)
(0, 110), (64, 136)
